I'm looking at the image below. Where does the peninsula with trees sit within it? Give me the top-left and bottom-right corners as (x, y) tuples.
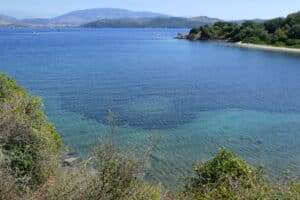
(178, 11), (300, 51)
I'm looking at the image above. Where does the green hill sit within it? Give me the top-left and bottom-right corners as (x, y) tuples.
(52, 8), (169, 25)
(181, 11), (300, 48)
(83, 16), (220, 28)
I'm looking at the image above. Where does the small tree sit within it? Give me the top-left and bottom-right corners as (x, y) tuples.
(273, 28), (288, 42)
(288, 25), (300, 39)
(199, 25), (212, 40)
(264, 17), (285, 33)
(183, 148), (266, 200)
(0, 73), (62, 190)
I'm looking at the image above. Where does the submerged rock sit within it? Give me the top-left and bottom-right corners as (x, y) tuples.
(176, 33), (188, 39)
(63, 157), (79, 166)
(176, 32), (202, 40)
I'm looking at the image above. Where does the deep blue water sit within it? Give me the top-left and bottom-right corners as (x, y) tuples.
(0, 28), (300, 186)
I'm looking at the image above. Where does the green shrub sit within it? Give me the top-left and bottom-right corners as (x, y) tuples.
(38, 134), (164, 200)
(242, 36), (265, 44)
(0, 150), (20, 200)
(273, 41), (286, 47)
(264, 17), (285, 33)
(40, 171), (164, 200)
(182, 148), (267, 199)
(0, 169), (20, 200)
(0, 73), (62, 190)
(273, 28), (288, 42)
(190, 27), (200, 34)
(286, 12), (300, 26)
(288, 24), (300, 39)
(75, 125), (164, 200)
(286, 38), (300, 46)
(182, 148), (300, 200)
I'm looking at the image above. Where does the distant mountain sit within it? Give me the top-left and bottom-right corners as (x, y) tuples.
(83, 16), (221, 28)
(51, 8), (169, 25)
(0, 14), (17, 25)
(230, 19), (266, 24)
(190, 16), (221, 24)
(20, 18), (51, 25)
(0, 8), (221, 28)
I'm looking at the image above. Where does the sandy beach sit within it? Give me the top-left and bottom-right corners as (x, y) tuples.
(236, 42), (300, 54)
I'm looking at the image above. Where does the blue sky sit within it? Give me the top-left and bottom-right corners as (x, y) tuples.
(0, 0), (299, 20)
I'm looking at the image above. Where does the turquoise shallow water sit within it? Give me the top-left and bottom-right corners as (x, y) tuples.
(0, 28), (300, 186)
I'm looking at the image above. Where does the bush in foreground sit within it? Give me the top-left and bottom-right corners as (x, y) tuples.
(182, 148), (300, 200)
(0, 73), (62, 191)
(39, 146), (164, 200)
(35, 129), (164, 200)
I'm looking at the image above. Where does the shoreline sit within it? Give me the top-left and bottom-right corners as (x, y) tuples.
(235, 42), (300, 54)
(177, 34), (300, 54)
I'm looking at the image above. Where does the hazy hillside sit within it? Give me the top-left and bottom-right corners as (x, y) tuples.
(20, 18), (51, 25)
(0, 8), (221, 28)
(83, 16), (221, 28)
(190, 16), (221, 24)
(0, 14), (17, 25)
(231, 18), (266, 24)
(51, 8), (169, 25)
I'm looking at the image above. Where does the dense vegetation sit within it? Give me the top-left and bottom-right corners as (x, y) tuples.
(182, 148), (300, 199)
(183, 11), (300, 48)
(0, 73), (62, 192)
(0, 73), (299, 199)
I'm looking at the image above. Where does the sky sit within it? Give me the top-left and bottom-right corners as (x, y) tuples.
(0, 0), (299, 20)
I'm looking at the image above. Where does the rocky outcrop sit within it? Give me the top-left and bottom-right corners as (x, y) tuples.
(176, 33), (188, 39)
(176, 33), (201, 40)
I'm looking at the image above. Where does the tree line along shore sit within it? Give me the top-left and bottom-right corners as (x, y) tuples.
(177, 11), (300, 53)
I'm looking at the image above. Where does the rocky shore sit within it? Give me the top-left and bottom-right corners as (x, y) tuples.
(236, 42), (300, 54)
(176, 33), (300, 54)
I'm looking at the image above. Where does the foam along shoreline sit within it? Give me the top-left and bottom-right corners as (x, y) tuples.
(236, 42), (300, 54)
